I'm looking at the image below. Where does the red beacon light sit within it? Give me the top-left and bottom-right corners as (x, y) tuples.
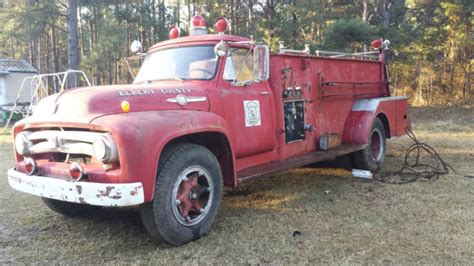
(371, 39), (382, 49)
(190, 15), (208, 36)
(169, 26), (180, 39)
(215, 17), (229, 34)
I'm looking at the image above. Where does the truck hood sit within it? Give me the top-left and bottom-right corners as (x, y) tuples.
(27, 83), (210, 124)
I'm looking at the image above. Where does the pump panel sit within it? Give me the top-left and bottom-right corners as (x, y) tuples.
(284, 100), (305, 143)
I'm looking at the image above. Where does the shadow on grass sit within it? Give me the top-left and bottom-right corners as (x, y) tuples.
(58, 165), (354, 249)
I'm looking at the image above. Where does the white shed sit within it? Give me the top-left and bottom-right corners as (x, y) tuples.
(0, 59), (38, 106)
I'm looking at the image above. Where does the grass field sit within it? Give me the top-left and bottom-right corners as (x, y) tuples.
(1, 106), (473, 264)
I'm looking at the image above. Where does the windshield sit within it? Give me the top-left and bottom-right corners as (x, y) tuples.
(134, 46), (218, 84)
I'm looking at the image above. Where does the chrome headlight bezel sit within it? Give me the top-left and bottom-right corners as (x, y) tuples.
(14, 131), (32, 156)
(92, 135), (118, 162)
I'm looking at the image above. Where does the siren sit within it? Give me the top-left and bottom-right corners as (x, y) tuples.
(169, 26), (180, 39)
(190, 15), (207, 36)
(215, 17), (229, 34)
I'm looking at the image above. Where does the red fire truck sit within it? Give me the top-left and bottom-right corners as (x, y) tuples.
(8, 16), (410, 246)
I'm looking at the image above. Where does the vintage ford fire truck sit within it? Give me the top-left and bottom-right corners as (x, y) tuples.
(8, 16), (410, 246)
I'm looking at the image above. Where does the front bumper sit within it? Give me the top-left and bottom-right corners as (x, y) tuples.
(8, 168), (144, 207)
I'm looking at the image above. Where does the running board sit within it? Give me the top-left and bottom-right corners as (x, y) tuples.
(237, 144), (366, 182)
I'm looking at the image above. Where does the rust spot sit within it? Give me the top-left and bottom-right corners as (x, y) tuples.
(130, 186), (142, 196)
(96, 186), (125, 199)
(76, 185), (82, 194)
(97, 186), (114, 198)
(78, 197), (87, 204)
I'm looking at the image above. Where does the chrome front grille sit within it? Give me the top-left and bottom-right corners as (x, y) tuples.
(26, 130), (113, 159)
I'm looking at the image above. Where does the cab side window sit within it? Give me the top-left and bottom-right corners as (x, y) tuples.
(223, 48), (254, 82)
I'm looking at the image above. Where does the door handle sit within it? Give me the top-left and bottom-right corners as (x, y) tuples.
(260, 91), (271, 96)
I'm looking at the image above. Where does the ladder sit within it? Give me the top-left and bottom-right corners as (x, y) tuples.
(2, 70), (91, 136)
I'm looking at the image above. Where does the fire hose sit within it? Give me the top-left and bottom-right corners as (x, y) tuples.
(374, 127), (471, 184)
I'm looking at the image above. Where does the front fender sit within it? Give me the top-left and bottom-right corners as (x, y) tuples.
(90, 110), (235, 202)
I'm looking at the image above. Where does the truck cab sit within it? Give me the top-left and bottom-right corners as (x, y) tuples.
(7, 16), (410, 246)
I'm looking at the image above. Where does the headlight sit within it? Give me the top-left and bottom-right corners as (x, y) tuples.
(92, 135), (117, 162)
(15, 132), (32, 155)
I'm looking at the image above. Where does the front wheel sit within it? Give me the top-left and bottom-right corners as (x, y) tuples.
(140, 143), (223, 246)
(352, 118), (386, 172)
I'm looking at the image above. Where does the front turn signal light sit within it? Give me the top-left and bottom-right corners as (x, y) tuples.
(69, 162), (84, 181)
(25, 158), (37, 175)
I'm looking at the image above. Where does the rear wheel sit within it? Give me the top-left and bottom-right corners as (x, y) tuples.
(352, 118), (386, 172)
(140, 143), (223, 246)
(42, 198), (99, 217)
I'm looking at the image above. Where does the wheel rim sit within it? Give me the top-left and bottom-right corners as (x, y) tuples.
(370, 129), (383, 161)
(171, 165), (213, 226)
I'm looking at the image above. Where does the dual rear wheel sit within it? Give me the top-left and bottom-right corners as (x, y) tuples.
(352, 118), (387, 172)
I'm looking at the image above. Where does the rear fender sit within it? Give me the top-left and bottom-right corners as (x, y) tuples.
(342, 96), (409, 144)
(342, 111), (376, 145)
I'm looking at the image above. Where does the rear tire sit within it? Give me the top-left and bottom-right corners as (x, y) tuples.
(140, 143), (223, 246)
(352, 118), (386, 172)
(42, 198), (99, 217)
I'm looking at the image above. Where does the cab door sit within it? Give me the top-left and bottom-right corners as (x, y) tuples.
(218, 47), (275, 159)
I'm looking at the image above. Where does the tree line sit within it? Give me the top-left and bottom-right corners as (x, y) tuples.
(0, 0), (471, 105)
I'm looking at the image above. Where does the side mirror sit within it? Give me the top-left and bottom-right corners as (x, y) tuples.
(130, 40), (143, 53)
(253, 45), (270, 81)
(214, 41), (228, 57)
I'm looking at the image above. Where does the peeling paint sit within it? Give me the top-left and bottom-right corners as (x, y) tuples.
(97, 186), (114, 198)
(7, 168), (144, 207)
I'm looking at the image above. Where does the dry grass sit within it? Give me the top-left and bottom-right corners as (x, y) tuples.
(1, 106), (473, 264)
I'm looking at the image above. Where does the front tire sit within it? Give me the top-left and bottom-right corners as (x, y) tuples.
(352, 118), (386, 172)
(140, 143), (223, 246)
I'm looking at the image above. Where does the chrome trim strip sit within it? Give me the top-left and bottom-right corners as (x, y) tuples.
(352, 96), (408, 113)
(166, 95), (207, 104)
(29, 141), (95, 157)
(28, 130), (106, 143)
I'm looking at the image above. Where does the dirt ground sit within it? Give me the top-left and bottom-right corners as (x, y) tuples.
(0, 106), (473, 264)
